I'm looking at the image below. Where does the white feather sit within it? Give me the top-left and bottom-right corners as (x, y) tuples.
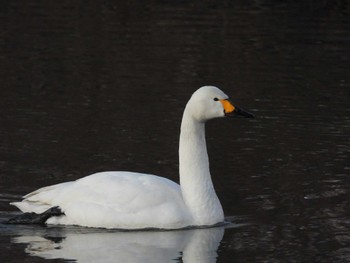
(11, 86), (232, 229)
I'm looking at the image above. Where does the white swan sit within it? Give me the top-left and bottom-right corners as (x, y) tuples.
(10, 86), (253, 229)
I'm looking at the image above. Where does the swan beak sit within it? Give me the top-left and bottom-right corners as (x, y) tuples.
(220, 99), (254, 118)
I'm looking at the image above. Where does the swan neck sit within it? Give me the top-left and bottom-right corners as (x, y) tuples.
(179, 110), (223, 225)
(179, 114), (208, 178)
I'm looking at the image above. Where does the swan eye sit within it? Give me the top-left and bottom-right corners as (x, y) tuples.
(213, 98), (219, 101)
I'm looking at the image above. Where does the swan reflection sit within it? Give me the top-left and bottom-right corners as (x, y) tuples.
(12, 225), (224, 262)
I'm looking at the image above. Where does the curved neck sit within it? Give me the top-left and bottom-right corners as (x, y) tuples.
(179, 109), (223, 225)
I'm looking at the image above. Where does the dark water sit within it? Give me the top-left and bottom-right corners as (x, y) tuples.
(1, 1), (350, 262)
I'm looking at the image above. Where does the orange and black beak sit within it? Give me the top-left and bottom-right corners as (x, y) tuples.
(220, 99), (254, 118)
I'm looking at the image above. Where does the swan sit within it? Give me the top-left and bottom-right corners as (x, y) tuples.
(9, 86), (253, 229)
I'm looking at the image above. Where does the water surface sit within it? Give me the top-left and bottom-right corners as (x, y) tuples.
(0, 1), (349, 262)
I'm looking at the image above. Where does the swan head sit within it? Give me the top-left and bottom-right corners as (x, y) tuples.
(186, 86), (254, 122)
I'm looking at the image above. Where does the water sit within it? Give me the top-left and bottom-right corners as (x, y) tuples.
(0, 1), (350, 262)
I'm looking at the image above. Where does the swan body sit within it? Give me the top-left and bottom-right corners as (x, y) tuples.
(11, 86), (253, 229)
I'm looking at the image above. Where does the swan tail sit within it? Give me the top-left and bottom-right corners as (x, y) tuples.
(6, 206), (64, 225)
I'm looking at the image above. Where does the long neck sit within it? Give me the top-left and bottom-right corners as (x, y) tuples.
(179, 109), (224, 225)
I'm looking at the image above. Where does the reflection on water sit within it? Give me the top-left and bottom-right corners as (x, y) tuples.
(4, 222), (224, 263)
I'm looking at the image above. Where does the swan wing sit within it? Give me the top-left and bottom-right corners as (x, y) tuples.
(11, 172), (191, 229)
